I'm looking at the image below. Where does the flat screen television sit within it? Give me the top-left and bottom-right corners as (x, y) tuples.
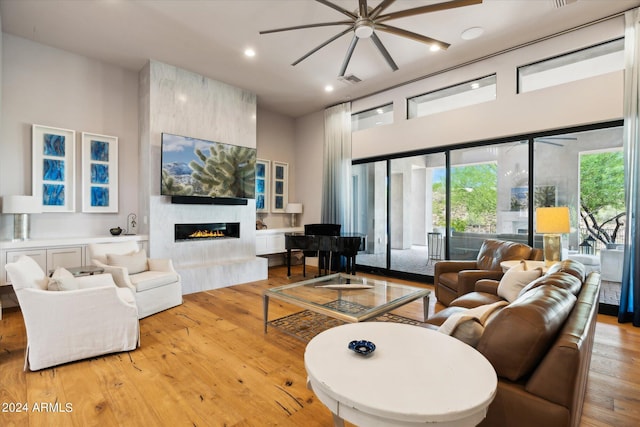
(161, 133), (256, 200)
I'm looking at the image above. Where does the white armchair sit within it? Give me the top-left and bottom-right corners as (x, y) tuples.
(5, 255), (139, 371)
(87, 241), (182, 318)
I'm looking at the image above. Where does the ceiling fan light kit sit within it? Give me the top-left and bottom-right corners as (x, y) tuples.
(260, 0), (484, 77)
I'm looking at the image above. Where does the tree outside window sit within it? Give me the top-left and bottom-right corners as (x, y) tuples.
(579, 150), (625, 247)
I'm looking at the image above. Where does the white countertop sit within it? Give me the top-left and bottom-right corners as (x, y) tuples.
(0, 234), (148, 250)
(255, 227), (303, 235)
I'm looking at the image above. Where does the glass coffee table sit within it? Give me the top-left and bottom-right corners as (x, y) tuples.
(263, 273), (430, 333)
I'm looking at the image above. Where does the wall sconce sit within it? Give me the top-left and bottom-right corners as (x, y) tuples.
(2, 195), (42, 241)
(285, 203), (303, 227)
(536, 207), (570, 267)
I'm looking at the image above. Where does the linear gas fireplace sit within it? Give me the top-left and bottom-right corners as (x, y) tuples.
(175, 222), (240, 242)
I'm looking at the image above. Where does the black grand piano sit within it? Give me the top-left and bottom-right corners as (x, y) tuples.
(285, 224), (366, 277)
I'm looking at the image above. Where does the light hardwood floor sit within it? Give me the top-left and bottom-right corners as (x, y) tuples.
(0, 266), (639, 426)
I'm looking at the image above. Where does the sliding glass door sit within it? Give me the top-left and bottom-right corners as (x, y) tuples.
(352, 122), (624, 294)
(353, 153), (446, 278)
(352, 161), (387, 270)
(448, 141), (530, 260)
(533, 126), (625, 310)
(389, 154), (446, 276)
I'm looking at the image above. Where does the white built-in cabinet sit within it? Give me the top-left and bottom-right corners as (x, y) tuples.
(256, 227), (303, 256)
(4, 246), (82, 279)
(1, 235), (148, 286)
(0, 236), (149, 315)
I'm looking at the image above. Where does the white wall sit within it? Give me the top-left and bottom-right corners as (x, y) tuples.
(0, 34), (139, 240)
(293, 110), (325, 227)
(349, 17), (624, 160)
(256, 105), (297, 229)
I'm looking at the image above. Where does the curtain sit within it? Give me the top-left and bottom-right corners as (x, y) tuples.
(619, 8), (640, 326)
(321, 102), (353, 232)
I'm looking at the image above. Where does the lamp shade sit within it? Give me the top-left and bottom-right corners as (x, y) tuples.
(2, 195), (42, 214)
(536, 207), (570, 234)
(285, 203), (303, 214)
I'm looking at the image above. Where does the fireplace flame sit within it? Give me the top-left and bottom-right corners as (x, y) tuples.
(188, 230), (225, 238)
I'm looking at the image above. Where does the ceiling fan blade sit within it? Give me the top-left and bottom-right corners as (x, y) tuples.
(316, 0), (358, 20)
(358, 0), (369, 18)
(370, 32), (398, 71)
(260, 21), (352, 35)
(339, 34), (360, 76)
(370, 0), (396, 19)
(376, 0), (483, 23)
(537, 140), (565, 147)
(376, 24), (450, 49)
(291, 27), (354, 66)
(539, 136), (577, 140)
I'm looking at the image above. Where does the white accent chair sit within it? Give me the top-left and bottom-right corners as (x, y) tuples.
(4, 255), (139, 371)
(87, 241), (182, 318)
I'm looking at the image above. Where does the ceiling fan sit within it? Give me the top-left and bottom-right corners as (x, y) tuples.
(536, 136), (578, 147)
(260, 0), (483, 77)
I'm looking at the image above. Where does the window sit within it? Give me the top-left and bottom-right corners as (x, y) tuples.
(407, 75), (497, 119)
(352, 104), (393, 132)
(518, 38), (624, 93)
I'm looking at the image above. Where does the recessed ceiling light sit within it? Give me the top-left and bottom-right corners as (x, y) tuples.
(461, 27), (484, 40)
(244, 48), (256, 57)
(325, 85), (334, 92)
(430, 44), (441, 52)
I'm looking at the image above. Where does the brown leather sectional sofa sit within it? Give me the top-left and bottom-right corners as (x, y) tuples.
(427, 259), (600, 427)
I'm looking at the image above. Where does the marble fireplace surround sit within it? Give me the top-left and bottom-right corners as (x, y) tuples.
(140, 60), (268, 295)
(149, 196), (267, 295)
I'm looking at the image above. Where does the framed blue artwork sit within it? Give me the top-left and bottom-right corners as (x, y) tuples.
(81, 132), (118, 213)
(32, 124), (76, 212)
(255, 159), (270, 213)
(271, 161), (288, 213)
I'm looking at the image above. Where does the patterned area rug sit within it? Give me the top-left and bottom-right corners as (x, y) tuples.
(268, 300), (426, 342)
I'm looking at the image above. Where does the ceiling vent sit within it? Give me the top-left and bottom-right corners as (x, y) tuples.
(338, 74), (362, 85)
(552, 0), (577, 8)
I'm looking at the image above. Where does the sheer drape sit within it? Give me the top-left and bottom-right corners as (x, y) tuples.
(321, 103), (353, 232)
(619, 8), (640, 326)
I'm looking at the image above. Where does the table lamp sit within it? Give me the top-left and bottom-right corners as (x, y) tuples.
(2, 195), (42, 241)
(536, 206), (570, 267)
(285, 203), (303, 227)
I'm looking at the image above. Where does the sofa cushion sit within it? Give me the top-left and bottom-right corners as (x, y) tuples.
(477, 285), (577, 381)
(450, 291), (503, 309)
(47, 267), (79, 291)
(476, 239), (534, 271)
(497, 264), (543, 303)
(107, 250), (148, 274)
(519, 271), (583, 297)
(130, 270), (180, 292)
(438, 272), (460, 290)
(546, 259), (586, 282)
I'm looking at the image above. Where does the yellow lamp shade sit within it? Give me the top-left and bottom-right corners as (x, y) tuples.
(536, 207), (570, 234)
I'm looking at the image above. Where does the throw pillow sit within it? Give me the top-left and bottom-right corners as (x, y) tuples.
(47, 267), (79, 291)
(106, 250), (148, 274)
(497, 264), (543, 303)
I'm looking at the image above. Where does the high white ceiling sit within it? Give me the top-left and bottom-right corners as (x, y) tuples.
(2, 0), (639, 118)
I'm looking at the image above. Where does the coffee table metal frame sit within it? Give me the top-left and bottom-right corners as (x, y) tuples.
(263, 273), (430, 333)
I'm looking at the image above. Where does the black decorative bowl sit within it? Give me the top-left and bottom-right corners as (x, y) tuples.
(348, 340), (376, 356)
(110, 227), (123, 236)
